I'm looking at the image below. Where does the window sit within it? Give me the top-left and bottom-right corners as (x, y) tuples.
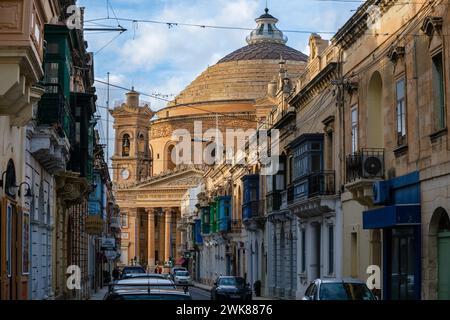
(432, 53), (446, 130)
(47, 42), (59, 54)
(121, 213), (128, 228)
(44, 63), (59, 93)
(75, 122), (81, 144)
(301, 229), (306, 273)
(351, 106), (359, 153)
(292, 138), (323, 181)
(328, 225), (334, 275)
(396, 78), (407, 146)
(122, 134), (130, 156)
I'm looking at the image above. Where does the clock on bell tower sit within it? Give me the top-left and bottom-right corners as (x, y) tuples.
(110, 89), (154, 184)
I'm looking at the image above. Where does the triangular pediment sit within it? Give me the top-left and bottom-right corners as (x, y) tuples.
(131, 166), (205, 190)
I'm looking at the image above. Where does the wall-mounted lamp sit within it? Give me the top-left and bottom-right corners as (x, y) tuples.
(17, 182), (33, 198)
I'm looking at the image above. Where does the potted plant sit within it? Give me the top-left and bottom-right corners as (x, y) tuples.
(254, 280), (261, 297)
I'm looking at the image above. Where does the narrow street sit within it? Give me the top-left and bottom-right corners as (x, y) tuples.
(189, 286), (211, 301)
(1, 0), (450, 302)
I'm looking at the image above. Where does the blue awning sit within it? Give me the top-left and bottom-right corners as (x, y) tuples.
(363, 204), (421, 229)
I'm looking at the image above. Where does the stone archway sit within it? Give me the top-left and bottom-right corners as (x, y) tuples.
(428, 207), (450, 300)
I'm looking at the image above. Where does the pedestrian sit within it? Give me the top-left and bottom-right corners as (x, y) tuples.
(112, 267), (120, 281)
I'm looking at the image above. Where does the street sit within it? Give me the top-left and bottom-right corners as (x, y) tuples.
(189, 286), (211, 300)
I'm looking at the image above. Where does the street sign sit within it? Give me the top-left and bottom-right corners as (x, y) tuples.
(101, 237), (115, 250)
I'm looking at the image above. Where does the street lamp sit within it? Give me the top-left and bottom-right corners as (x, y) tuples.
(16, 182), (33, 198)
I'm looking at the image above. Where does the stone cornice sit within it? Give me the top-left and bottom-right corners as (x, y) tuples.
(331, 0), (397, 50)
(290, 63), (337, 108)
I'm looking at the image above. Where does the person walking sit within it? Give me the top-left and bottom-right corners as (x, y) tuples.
(112, 267), (120, 281)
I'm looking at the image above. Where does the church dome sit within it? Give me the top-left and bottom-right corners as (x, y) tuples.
(218, 42), (307, 63)
(163, 8), (307, 109)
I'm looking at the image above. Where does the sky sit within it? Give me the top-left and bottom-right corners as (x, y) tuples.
(76, 0), (361, 165)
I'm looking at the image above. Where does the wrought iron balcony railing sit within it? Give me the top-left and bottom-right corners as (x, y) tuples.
(346, 148), (385, 183)
(308, 171), (336, 197)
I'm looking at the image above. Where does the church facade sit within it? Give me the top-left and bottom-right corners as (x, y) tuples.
(111, 9), (307, 273)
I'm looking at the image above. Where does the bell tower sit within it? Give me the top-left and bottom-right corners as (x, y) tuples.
(110, 89), (154, 184)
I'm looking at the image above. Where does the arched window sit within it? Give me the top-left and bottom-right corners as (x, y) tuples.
(122, 134), (130, 156)
(166, 144), (176, 171)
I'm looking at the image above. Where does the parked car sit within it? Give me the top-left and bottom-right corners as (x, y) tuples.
(161, 273), (172, 280)
(211, 276), (252, 301)
(121, 265), (146, 279)
(302, 278), (377, 300)
(104, 277), (192, 300)
(120, 273), (166, 280)
(171, 266), (187, 275)
(173, 271), (192, 286)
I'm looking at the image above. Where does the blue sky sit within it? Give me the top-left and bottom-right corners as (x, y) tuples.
(77, 0), (360, 162)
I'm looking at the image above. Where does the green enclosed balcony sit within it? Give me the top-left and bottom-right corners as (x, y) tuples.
(37, 83), (74, 142)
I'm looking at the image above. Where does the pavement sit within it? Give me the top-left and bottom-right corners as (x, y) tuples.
(192, 281), (273, 300)
(89, 286), (109, 300)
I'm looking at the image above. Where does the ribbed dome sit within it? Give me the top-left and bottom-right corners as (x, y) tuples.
(166, 8), (308, 108)
(218, 42), (308, 63)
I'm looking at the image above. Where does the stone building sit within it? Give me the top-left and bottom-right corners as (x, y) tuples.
(331, 0), (450, 300)
(112, 8), (307, 274)
(0, 0), (62, 300)
(266, 34), (343, 299)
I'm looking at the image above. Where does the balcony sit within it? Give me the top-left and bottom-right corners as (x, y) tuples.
(268, 104), (296, 130)
(345, 148), (385, 206)
(110, 217), (121, 230)
(29, 123), (71, 174)
(266, 191), (282, 213)
(37, 84), (75, 141)
(290, 171), (337, 219)
(176, 217), (190, 231)
(216, 196), (231, 233)
(0, 1), (46, 125)
(243, 200), (266, 231)
(231, 219), (243, 233)
(309, 171), (336, 197)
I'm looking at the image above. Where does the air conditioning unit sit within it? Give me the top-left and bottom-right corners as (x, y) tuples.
(373, 180), (389, 205)
(362, 153), (384, 178)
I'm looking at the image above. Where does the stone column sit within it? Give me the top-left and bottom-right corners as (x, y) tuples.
(176, 222), (182, 261)
(164, 208), (172, 265)
(128, 211), (137, 263)
(158, 214), (165, 264)
(147, 209), (155, 267)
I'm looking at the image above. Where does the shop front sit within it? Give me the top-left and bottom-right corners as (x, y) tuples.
(363, 172), (421, 300)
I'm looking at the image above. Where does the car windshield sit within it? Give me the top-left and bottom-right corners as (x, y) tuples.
(218, 278), (245, 286)
(109, 294), (191, 300)
(320, 283), (375, 300)
(176, 271), (189, 277)
(123, 274), (164, 279)
(123, 267), (145, 274)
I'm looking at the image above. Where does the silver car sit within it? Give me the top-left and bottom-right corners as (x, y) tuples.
(173, 271), (192, 286)
(303, 278), (377, 300)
